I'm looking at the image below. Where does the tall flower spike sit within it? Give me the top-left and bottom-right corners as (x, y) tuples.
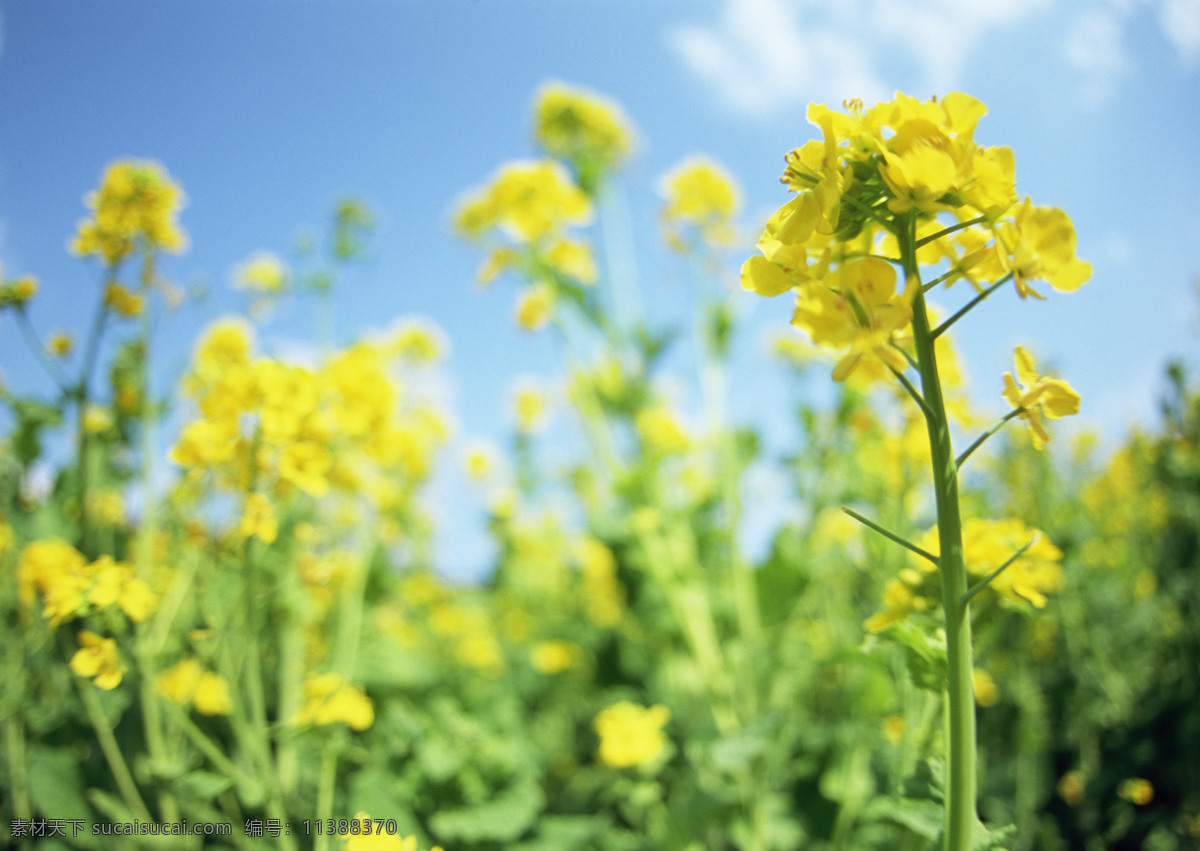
(1002, 346), (1081, 449)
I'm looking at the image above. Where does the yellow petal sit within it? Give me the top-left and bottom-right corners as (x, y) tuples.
(740, 255), (793, 297)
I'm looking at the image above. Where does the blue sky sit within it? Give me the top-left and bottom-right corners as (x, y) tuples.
(1, 0), (1198, 578)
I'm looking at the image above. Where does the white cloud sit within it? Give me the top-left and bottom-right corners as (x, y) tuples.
(1065, 8), (1132, 105)
(1161, 0), (1200, 65)
(666, 0), (1050, 117)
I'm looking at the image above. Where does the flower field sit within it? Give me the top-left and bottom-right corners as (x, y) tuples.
(1, 85), (1198, 851)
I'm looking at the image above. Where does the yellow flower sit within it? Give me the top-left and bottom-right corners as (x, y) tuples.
(462, 442), (496, 481)
(789, 256), (913, 382)
(882, 714), (906, 745)
(534, 82), (634, 180)
(546, 237), (598, 284)
(390, 319), (445, 363)
(994, 200), (1092, 298)
(234, 251), (287, 293)
(294, 673), (374, 731)
(594, 701), (671, 768)
(158, 659), (233, 715)
(71, 160), (187, 265)
(1057, 770), (1086, 807)
(0, 276), (38, 308)
(47, 332), (74, 357)
(342, 813), (443, 851)
(158, 658), (203, 706)
(512, 382), (549, 433)
(1117, 778), (1154, 806)
(531, 640), (578, 674)
(635, 406), (691, 454)
(515, 283), (555, 331)
(1002, 346), (1081, 450)
(104, 282), (145, 317)
(70, 631), (124, 690)
(454, 160), (592, 244)
(193, 672), (233, 716)
(239, 493), (278, 544)
(17, 539), (90, 624)
(660, 157), (740, 250)
(972, 669), (999, 707)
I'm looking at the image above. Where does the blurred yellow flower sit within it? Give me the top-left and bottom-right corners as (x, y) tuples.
(972, 668), (999, 707)
(512, 382), (549, 433)
(0, 275), (38, 308)
(234, 251), (287, 293)
(158, 659), (234, 716)
(70, 631), (124, 690)
(1002, 346), (1081, 450)
(594, 701), (671, 768)
(1117, 777), (1154, 806)
(71, 160), (186, 264)
(239, 493), (278, 544)
(515, 282), (555, 331)
(454, 160), (592, 244)
(531, 640), (578, 674)
(47, 332), (74, 357)
(104, 282), (145, 317)
(294, 673), (374, 731)
(534, 82), (634, 180)
(660, 156), (740, 251)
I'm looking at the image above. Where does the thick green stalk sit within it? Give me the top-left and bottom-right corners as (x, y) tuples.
(899, 218), (977, 850)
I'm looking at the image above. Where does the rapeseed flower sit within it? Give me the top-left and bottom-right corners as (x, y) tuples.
(294, 673), (374, 731)
(454, 160), (592, 244)
(158, 658), (233, 716)
(71, 160), (186, 265)
(660, 157), (740, 250)
(594, 701), (671, 768)
(70, 631), (124, 690)
(234, 251), (287, 293)
(1002, 346), (1081, 450)
(534, 82), (634, 189)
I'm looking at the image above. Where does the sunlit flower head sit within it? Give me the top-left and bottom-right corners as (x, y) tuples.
(534, 82), (634, 188)
(1002, 346), (1081, 450)
(71, 160), (187, 265)
(659, 156), (741, 251)
(234, 251), (287, 293)
(593, 700), (671, 768)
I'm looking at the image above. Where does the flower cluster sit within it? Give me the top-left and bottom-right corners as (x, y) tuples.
(157, 658), (234, 716)
(71, 160), (187, 265)
(17, 539), (157, 627)
(294, 673), (374, 731)
(454, 161), (597, 331)
(741, 93), (1091, 382)
(865, 517), (1064, 630)
(593, 700), (671, 768)
(170, 319), (447, 513)
(533, 81), (634, 191)
(659, 157), (740, 251)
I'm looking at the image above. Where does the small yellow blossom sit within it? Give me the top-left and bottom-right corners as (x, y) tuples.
(454, 160), (592, 244)
(294, 673), (374, 731)
(71, 160), (187, 264)
(1057, 770), (1086, 807)
(513, 382), (549, 433)
(1117, 777), (1154, 806)
(594, 701), (671, 768)
(158, 659), (233, 716)
(531, 640), (578, 674)
(972, 669), (999, 707)
(1002, 346), (1081, 450)
(234, 251), (287, 292)
(534, 82), (634, 182)
(104, 282), (145, 317)
(70, 631), (124, 690)
(47, 332), (74, 357)
(660, 157), (740, 250)
(1, 276), (39, 308)
(515, 282), (555, 331)
(462, 442), (496, 481)
(193, 672), (234, 716)
(83, 404), (114, 435)
(635, 406), (690, 454)
(882, 714), (906, 745)
(239, 493), (278, 544)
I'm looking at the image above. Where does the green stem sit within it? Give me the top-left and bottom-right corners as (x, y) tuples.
(13, 307), (71, 393)
(313, 743), (339, 851)
(900, 214), (977, 850)
(955, 409), (1024, 470)
(915, 215), (987, 249)
(931, 275), (1011, 339)
(74, 280), (113, 556)
(71, 663), (153, 821)
(841, 506), (938, 565)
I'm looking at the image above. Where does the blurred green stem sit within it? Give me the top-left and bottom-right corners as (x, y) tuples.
(899, 213), (978, 851)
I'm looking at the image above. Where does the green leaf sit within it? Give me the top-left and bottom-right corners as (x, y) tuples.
(27, 745), (90, 820)
(177, 769), (234, 800)
(429, 776), (545, 843)
(901, 759), (945, 805)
